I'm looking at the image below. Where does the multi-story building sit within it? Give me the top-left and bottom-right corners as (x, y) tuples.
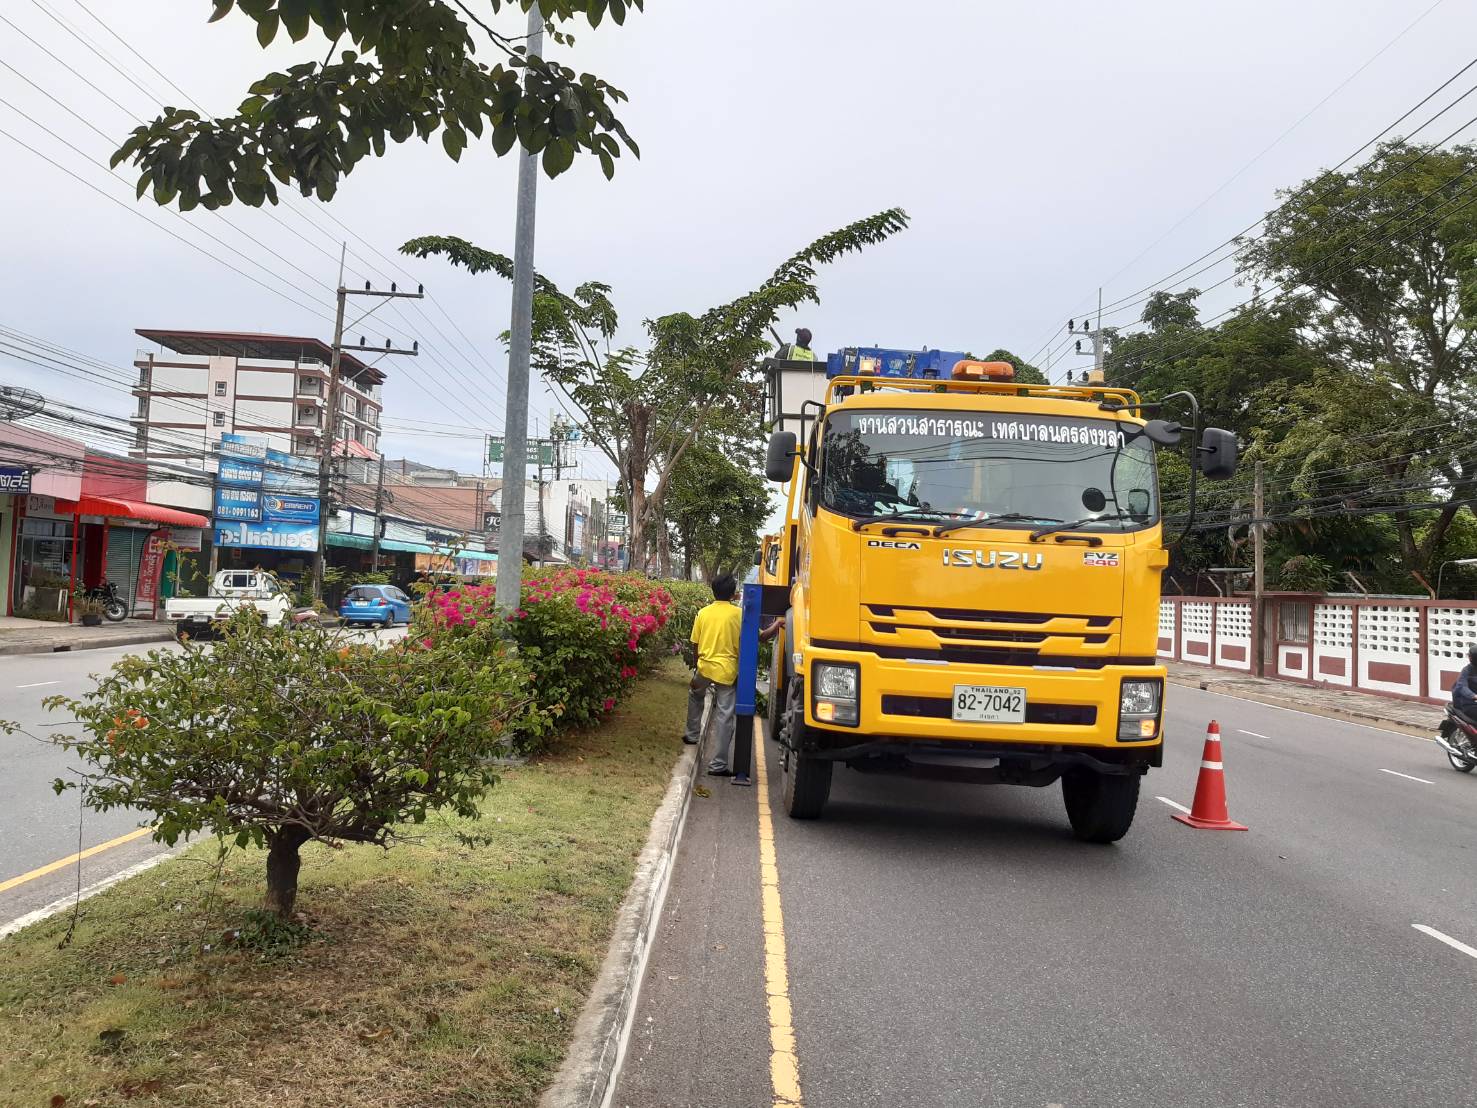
(131, 329), (384, 464)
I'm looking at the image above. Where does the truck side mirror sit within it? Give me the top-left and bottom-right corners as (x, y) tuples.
(1144, 418), (1182, 447)
(765, 431), (798, 482)
(1198, 427), (1239, 481)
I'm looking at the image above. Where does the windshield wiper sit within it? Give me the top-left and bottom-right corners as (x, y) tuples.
(1030, 515), (1122, 541)
(930, 513), (1062, 537)
(850, 508), (964, 532)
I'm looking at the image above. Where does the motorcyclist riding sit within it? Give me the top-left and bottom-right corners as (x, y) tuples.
(1451, 645), (1477, 727)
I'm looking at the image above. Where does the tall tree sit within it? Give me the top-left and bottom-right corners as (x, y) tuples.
(1239, 140), (1477, 582)
(665, 445), (772, 581)
(113, 0), (643, 209)
(403, 208), (909, 566)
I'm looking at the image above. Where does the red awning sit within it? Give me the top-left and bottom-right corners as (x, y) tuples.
(70, 496), (209, 528)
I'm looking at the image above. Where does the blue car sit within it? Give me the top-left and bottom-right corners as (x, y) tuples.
(339, 584), (412, 628)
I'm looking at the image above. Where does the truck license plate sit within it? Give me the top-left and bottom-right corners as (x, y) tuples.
(951, 685), (1026, 723)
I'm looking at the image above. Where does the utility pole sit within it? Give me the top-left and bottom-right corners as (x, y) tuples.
(1063, 288), (1108, 385)
(369, 453), (387, 568)
(1252, 459), (1266, 676)
(312, 253), (423, 599)
(496, 0), (543, 610)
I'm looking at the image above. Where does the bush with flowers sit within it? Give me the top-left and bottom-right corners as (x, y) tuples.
(420, 567), (675, 734)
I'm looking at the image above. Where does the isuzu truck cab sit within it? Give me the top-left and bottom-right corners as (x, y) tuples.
(760, 350), (1236, 841)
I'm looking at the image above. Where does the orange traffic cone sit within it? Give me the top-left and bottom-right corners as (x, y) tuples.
(1171, 720), (1248, 831)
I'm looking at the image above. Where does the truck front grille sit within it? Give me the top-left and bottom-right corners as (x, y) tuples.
(869, 605), (1113, 627)
(881, 695), (1097, 726)
(863, 605), (1118, 655)
(812, 638), (1155, 669)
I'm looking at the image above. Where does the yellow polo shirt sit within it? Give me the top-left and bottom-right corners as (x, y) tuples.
(691, 600), (742, 686)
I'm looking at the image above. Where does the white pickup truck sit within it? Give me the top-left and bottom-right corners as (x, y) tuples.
(164, 569), (298, 639)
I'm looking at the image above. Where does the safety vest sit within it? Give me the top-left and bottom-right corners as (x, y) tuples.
(785, 344), (817, 362)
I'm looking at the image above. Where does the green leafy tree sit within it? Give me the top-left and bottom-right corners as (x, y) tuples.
(403, 208), (909, 566)
(666, 445), (773, 581)
(980, 348), (1047, 385)
(44, 614), (540, 919)
(112, 0), (643, 210)
(1238, 140), (1477, 581)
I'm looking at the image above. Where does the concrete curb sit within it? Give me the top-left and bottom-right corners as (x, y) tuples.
(540, 742), (701, 1108)
(0, 627), (176, 656)
(1167, 673), (1436, 740)
(0, 849), (177, 941)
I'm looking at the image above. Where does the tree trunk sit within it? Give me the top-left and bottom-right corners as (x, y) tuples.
(626, 482), (647, 576)
(264, 827), (311, 920)
(657, 526), (672, 578)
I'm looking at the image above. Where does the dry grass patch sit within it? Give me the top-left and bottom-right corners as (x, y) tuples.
(0, 662), (688, 1108)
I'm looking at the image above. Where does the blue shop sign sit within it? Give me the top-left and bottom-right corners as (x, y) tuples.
(262, 494), (319, 524)
(214, 486), (262, 522)
(0, 465), (32, 494)
(214, 519), (320, 552)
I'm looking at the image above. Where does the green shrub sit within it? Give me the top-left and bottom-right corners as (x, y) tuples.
(36, 612), (543, 919)
(662, 579), (714, 647)
(419, 568), (674, 737)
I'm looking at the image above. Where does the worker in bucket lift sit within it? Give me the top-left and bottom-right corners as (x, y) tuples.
(778, 327), (817, 362)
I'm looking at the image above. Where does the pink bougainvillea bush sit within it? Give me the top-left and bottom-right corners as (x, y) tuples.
(421, 568), (674, 733)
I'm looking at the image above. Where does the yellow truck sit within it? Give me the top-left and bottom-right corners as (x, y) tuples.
(759, 352), (1237, 841)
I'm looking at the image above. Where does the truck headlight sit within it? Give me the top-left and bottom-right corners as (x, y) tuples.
(812, 662), (859, 727)
(1118, 678), (1162, 741)
(815, 664), (858, 700)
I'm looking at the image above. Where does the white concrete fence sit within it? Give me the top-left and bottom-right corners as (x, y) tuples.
(1158, 594), (1477, 704)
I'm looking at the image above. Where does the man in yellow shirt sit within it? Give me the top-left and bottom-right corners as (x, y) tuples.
(684, 575), (744, 777)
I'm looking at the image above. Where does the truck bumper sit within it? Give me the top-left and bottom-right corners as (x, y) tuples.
(796, 644), (1164, 768)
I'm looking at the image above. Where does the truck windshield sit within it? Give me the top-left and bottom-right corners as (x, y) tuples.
(819, 409), (1158, 531)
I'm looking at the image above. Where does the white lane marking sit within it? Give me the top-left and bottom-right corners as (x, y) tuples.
(15, 681), (60, 689)
(1237, 729), (1268, 738)
(1413, 924), (1477, 961)
(1175, 685), (1431, 742)
(1379, 768), (1434, 785)
(1156, 796), (1191, 814)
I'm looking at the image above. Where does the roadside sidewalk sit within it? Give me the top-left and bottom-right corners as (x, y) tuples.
(0, 617), (174, 656)
(1166, 661), (1443, 737)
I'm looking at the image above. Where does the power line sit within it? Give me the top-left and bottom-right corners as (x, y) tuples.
(1, 6), (513, 440)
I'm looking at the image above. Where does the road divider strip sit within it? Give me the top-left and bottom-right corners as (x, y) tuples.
(1155, 795), (1191, 814)
(1412, 924), (1477, 961)
(1237, 729), (1268, 738)
(0, 826), (152, 895)
(754, 725), (803, 1108)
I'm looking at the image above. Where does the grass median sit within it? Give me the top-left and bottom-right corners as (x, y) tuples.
(0, 660), (689, 1108)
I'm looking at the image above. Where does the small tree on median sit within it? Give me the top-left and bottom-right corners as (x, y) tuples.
(45, 613), (542, 919)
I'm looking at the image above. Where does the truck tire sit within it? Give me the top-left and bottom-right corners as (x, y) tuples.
(783, 750), (832, 820)
(1061, 769), (1140, 844)
(779, 677), (832, 819)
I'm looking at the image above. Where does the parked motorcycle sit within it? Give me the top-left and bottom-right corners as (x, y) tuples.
(1435, 708), (1477, 774)
(85, 581), (129, 623)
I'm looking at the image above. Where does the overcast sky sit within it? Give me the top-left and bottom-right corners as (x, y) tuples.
(2, 0), (1474, 482)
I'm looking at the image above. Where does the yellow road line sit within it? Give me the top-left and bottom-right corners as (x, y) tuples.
(754, 720), (803, 1108)
(0, 826), (152, 895)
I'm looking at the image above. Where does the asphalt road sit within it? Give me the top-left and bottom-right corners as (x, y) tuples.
(0, 625), (403, 931)
(615, 686), (1477, 1108)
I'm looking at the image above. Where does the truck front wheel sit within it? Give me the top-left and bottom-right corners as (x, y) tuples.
(779, 677), (832, 819)
(783, 749), (833, 820)
(1061, 769), (1140, 843)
